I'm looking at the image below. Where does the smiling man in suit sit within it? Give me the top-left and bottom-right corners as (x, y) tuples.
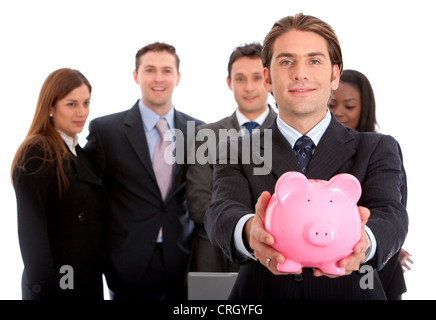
(186, 43), (276, 273)
(204, 14), (408, 299)
(84, 42), (203, 300)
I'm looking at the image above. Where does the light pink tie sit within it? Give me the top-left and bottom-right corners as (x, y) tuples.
(153, 118), (173, 200)
(153, 118), (173, 242)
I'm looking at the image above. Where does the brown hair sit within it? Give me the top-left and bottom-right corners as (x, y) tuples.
(227, 42), (263, 79)
(262, 13), (343, 74)
(135, 42), (180, 72)
(11, 68), (91, 195)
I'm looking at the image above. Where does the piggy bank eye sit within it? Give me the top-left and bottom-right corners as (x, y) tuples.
(329, 200), (333, 203)
(307, 199), (311, 202)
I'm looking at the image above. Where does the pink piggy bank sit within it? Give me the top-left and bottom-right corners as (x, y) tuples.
(264, 171), (362, 275)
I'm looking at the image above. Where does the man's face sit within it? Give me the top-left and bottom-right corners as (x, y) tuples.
(133, 50), (180, 114)
(227, 56), (269, 117)
(264, 30), (339, 124)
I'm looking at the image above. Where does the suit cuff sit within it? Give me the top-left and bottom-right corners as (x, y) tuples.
(364, 225), (377, 262)
(233, 214), (257, 261)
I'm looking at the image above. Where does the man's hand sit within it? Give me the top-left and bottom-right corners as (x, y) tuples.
(243, 191), (301, 275)
(245, 194), (371, 278)
(313, 206), (371, 278)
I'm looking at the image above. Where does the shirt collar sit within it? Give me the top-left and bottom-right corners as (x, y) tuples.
(56, 130), (78, 156)
(277, 109), (331, 148)
(138, 99), (175, 131)
(235, 106), (270, 128)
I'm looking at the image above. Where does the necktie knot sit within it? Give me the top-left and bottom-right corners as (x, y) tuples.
(243, 121), (259, 134)
(294, 135), (314, 152)
(294, 136), (314, 174)
(155, 118), (169, 137)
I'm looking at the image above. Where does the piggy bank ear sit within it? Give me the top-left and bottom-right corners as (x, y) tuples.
(275, 171), (309, 204)
(327, 173), (362, 204)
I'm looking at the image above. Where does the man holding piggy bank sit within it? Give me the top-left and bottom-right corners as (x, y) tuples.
(204, 13), (408, 299)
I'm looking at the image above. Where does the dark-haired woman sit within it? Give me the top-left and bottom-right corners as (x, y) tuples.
(329, 69), (412, 300)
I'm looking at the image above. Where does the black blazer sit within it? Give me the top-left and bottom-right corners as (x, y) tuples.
(204, 114), (408, 300)
(13, 143), (105, 300)
(84, 101), (204, 294)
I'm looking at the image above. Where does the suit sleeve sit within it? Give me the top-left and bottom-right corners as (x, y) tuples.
(204, 138), (255, 263)
(13, 150), (59, 298)
(83, 120), (106, 178)
(361, 134), (409, 271)
(397, 142), (408, 207)
(185, 126), (215, 224)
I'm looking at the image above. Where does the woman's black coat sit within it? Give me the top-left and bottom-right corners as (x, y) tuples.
(13, 143), (105, 300)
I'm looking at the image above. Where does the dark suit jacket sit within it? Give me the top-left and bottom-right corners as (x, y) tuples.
(186, 106), (276, 272)
(377, 143), (408, 299)
(84, 101), (204, 295)
(13, 143), (105, 300)
(204, 114), (408, 300)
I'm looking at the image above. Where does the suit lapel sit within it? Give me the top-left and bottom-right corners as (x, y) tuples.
(259, 105), (277, 130)
(259, 115), (357, 181)
(124, 102), (156, 180)
(229, 112), (241, 130)
(306, 115), (357, 180)
(258, 122), (300, 179)
(218, 111), (240, 131)
(172, 109), (188, 188)
(73, 146), (103, 187)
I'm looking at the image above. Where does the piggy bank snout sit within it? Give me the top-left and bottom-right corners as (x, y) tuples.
(307, 223), (334, 246)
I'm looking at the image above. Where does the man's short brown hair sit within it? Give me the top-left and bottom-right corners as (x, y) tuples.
(262, 13), (343, 75)
(135, 42), (180, 72)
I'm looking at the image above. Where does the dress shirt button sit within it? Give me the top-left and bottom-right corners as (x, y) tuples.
(78, 212), (86, 222)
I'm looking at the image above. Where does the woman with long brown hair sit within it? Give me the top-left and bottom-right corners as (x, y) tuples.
(11, 68), (104, 299)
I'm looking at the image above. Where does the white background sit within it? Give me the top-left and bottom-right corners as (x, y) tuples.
(1, 0), (434, 300)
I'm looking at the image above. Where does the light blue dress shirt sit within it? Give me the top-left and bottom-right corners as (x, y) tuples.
(137, 99), (175, 161)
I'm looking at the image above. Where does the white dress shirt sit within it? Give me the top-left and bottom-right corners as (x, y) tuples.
(57, 130), (78, 157)
(235, 107), (270, 135)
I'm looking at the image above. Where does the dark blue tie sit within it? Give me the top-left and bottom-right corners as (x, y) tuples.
(294, 136), (315, 174)
(243, 121), (259, 134)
